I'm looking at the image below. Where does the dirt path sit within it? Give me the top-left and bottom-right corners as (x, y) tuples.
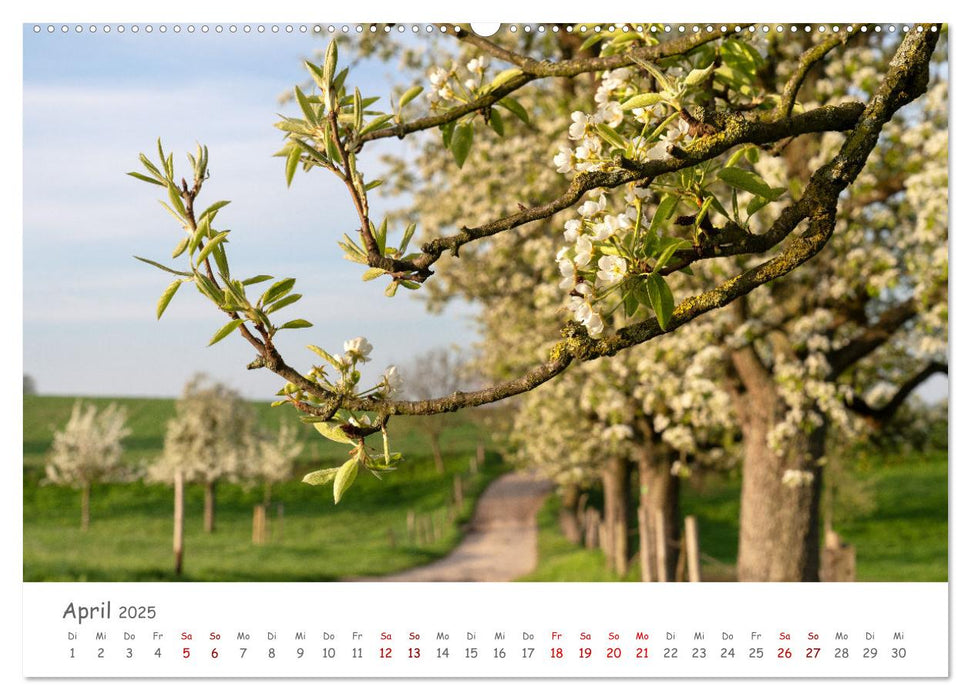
(375, 470), (553, 582)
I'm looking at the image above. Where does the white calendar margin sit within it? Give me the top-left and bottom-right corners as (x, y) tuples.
(7, 0), (965, 696)
(22, 582), (948, 678)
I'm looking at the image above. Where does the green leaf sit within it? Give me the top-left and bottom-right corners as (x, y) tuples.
(278, 319), (313, 330)
(440, 120), (456, 149)
(450, 122), (474, 168)
(578, 31), (604, 52)
(302, 467), (341, 486)
(595, 123), (626, 150)
(339, 234), (368, 264)
(139, 153), (165, 181)
(333, 456), (360, 504)
(499, 97), (529, 124)
(622, 279), (640, 317)
(375, 217), (388, 254)
(195, 232), (229, 266)
(294, 86), (318, 125)
(353, 88), (363, 131)
(360, 114), (393, 136)
(645, 273), (675, 330)
(133, 256), (192, 277)
(171, 237), (189, 259)
(746, 195), (771, 218)
(166, 182), (186, 217)
(127, 171), (165, 186)
(385, 281), (399, 297)
(362, 267), (385, 281)
(650, 194), (680, 235)
(322, 40), (338, 86)
(724, 147), (748, 168)
(261, 278), (296, 306)
(265, 293), (302, 315)
(313, 421), (355, 444)
(211, 243), (230, 279)
(655, 239), (690, 270)
(285, 145), (301, 187)
(194, 274), (223, 303)
(718, 166), (784, 201)
(274, 118), (315, 137)
(684, 62), (715, 86)
(190, 214), (212, 251)
(156, 279), (182, 319)
(629, 56), (675, 94)
(242, 274), (273, 286)
(307, 345), (343, 370)
(305, 60), (325, 88)
(400, 222), (417, 252)
(208, 318), (244, 346)
(488, 109), (505, 136)
(399, 85), (424, 110)
(620, 93), (664, 110)
(489, 68), (522, 90)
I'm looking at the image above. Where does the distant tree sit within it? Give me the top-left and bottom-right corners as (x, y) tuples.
(45, 401), (131, 531)
(248, 422), (303, 506)
(148, 375), (255, 533)
(402, 347), (468, 474)
(23, 375), (37, 395)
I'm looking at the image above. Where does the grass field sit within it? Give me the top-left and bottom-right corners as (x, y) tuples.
(24, 396), (947, 582)
(24, 395), (503, 581)
(522, 451), (947, 582)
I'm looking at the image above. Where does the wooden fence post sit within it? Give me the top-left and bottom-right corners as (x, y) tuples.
(821, 529), (857, 582)
(453, 474), (464, 509)
(173, 470), (184, 576)
(684, 516), (701, 582)
(252, 505), (266, 545)
(654, 510), (668, 582)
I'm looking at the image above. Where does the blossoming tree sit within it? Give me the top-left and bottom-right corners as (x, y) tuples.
(148, 375), (256, 533)
(131, 24), (942, 579)
(45, 401), (131, 531)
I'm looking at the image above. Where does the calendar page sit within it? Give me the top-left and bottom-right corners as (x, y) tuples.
(16, 6), (957, 697)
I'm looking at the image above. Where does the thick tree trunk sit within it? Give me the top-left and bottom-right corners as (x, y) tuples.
(637, 440), (681, 582)
(428, 432), (445, 475)
(601, 456), (632, 576)
(733, 347), (825, 581)
(204, 480), (216, 534)
(558, 483), (583, 545)
(80, 483), (90, 532)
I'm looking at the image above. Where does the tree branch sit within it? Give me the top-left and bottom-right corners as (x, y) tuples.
(825, 298), (918, 376)
(414, 101), (865, 274)
(848, 362), (947, 428)
(776, 27), (857, 118)
(260, 25), (939, 419)
(359, 26), (736, 145)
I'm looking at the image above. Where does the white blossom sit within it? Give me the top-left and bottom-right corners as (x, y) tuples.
(343, 336), (373, 363)
(596, 255), (628, 285)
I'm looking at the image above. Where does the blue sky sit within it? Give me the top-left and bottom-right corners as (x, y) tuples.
(23, 26), (479, 399)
